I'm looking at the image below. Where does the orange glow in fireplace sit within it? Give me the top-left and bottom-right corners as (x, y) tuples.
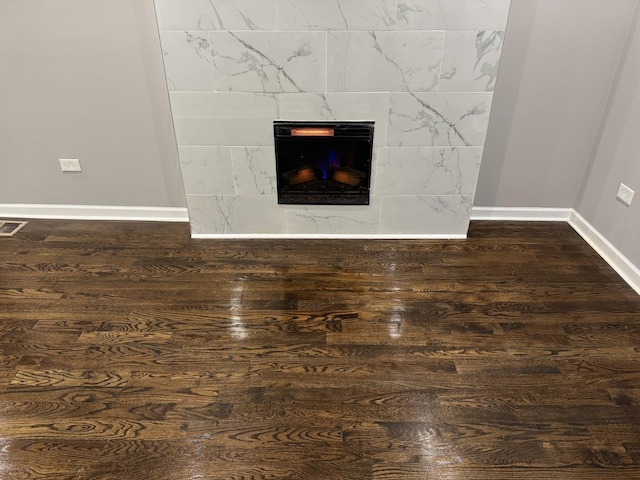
(288, 167), (317, 185)
(291, 128), (334, 137)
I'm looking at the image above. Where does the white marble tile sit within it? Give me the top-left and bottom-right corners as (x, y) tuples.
(379, 195), (473, 235)
(159, 31), (214, 91)
(440, 31), (505, 92)
(276, 0), (396, 30)
(279, 93), (390, 146)
(210, 32), (326, 93)
(369, 149), (381, 195)
(169, 92), (278, 146)
(169, 91), (279, 118)
(327, 31), (444, 93)
(375, 147), (483, 195)
(179, 147), (235, 194)
(387, 93), (493, 147)
(173, 117), (275, 146)
(154, 0), (276, 30)
(154, 0), (511, 238)
(283, 197), (381, 234)
(396, 0), (512, 30)
(232, 147), (276, 195)
(186, 195), (285, 234)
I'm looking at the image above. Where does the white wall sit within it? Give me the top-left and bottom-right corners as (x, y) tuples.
(577, 3), (640, 267)
(476, 0), (639, 207)
(0, 0), (185, 208)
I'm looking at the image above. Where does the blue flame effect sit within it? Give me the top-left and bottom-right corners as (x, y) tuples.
(318, 150), (340, 179)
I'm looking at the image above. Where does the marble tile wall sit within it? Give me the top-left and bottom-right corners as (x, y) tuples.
(154, 0), (512, 236)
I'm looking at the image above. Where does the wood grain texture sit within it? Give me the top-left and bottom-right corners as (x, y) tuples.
(1, 219), (639, 479)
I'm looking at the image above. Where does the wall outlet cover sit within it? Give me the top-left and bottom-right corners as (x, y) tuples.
(617, 183), (634, 206)
(59, 158), (82, 172)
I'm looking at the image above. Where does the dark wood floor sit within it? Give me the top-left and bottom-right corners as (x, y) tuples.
(1, 220), (640, 479)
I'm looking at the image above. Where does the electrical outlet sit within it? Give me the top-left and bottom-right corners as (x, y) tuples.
(617, 183), (634, 206)
(59, 158), (81, 172)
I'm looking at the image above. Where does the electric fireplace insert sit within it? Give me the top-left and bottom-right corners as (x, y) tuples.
(274, 121), (374, 205)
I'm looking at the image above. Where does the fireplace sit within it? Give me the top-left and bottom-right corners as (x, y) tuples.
(274, 121), (374, 205)
(156, 0), (512, 236)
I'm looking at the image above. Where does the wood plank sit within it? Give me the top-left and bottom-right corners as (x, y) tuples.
(1, 219), (640, 478)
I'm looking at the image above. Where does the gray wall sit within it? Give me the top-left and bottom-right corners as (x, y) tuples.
(0, 0), (185, 207)
(476, 0), (639, 207)
(577, 4), (640, 267)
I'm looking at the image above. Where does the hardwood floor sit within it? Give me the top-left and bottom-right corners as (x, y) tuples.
(1, 219), (639, 479)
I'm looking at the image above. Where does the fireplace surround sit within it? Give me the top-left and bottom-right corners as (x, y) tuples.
(154, 0), (512, 237)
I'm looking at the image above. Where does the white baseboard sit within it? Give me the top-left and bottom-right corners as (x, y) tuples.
(472, 206), (639, 296)
(2, 203), (636, 295)
(471, 206), (572, 221)
(568, 210), (640, 296)
(192, 233), (467, 239)
(0, 204), (189, 222)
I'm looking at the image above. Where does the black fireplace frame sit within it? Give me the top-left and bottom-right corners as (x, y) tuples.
(274, 120), (375, 206)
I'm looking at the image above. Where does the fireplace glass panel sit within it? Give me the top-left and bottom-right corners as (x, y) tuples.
(274, 121), (374, 205)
